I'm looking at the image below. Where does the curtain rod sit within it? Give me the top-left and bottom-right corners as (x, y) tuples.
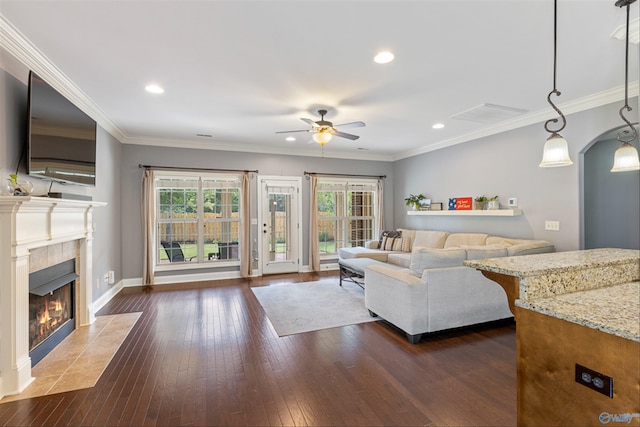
(304, 171), (386, 180)
(139, 164), (258, 174)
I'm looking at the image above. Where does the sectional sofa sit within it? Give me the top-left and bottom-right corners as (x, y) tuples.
(338, 229), (555, 343)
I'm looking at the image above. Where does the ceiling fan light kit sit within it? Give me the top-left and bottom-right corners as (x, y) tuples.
(276, 109), (365, 149)
(312, 130), (333, 145)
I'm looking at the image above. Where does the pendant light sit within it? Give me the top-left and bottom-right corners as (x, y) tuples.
(611, 0), (639, 173)
(540, 0), (573, 167)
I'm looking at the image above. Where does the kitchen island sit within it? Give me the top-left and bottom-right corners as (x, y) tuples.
(465, 248), (640, 426)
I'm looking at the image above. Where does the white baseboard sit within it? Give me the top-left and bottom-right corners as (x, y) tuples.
(122, 269), (261, 287)
(89, 280), (124, 320)
(93, 266), (341, 315)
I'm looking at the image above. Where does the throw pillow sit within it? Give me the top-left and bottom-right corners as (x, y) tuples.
(391, 236), (413, 251)
(381, 236), (397, 250)
(378, 229), (401, 247)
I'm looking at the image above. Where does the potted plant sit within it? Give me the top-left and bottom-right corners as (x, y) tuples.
(486, 195), (500, 210)
(474, 195), (488, 210)
(6, 174), (33, 196)
(404, 193), (426, 210)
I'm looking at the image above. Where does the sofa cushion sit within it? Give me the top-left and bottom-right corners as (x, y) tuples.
(381, 235), (412, 251)
(412, 230), (449, 249)
(387, 253), (411, 268)
(338, 247), (390, 262)
(507, 240), (555, 256)
(397, 228), (416, 242)
(486, 236), (531, 246)
(462, 244), (509, 260)
(444, 233), (488, 248)
(409, 247), (467, 277)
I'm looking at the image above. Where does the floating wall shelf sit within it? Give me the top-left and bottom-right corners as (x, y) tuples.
(407, 209), (523, 217)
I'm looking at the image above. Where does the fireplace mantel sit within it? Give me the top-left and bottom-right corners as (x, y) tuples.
(0, 196), (106, 398)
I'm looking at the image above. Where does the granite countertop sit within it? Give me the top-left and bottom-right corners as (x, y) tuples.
(464, 248), (640, 278)
(516, 282), (640, 342)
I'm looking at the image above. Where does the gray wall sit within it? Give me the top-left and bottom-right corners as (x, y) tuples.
(0, 48), (122, 302)
(119, 144), (394, 279)
(583, 127), (640, 250)
(393, 100), (638, 252)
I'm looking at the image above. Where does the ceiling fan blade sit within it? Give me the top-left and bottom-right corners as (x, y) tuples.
(334, 121), (366, 129)
(333, 131), (360, 140)
(275, 129), (310, 134)
(300, 118), (318, 126)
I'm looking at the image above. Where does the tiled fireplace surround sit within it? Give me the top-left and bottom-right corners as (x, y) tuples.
(0, 196), (105, 399)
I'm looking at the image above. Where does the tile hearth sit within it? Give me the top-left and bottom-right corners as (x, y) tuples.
(0, 312), (140, 404)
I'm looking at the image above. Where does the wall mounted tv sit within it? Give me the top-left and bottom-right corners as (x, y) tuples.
(27, 71), (97, 186)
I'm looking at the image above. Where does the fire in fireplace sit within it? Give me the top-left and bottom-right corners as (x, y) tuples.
(28, 259), (77, 366)
(29, 284), (72, 350)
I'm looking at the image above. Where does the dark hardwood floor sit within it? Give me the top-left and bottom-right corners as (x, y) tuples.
(0, 272), (517, 426)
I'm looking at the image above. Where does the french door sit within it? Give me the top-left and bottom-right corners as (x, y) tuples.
(258, 177), (302, 275)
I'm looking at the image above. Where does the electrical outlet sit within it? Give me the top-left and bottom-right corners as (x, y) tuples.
(575, 364), (613, 398)
(108, 271), (115, 285)
(545, 220), (560, 231)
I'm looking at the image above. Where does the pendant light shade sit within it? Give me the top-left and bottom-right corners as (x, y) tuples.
(611, 142), (640, 172)
(540, 0), (573, 168)
(540, 133), (573, 167)
(611, 0), (639, 172)
(312, 130), (332, 145)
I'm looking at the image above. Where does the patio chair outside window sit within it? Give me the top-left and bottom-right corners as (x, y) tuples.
(160, 241), (195, 262)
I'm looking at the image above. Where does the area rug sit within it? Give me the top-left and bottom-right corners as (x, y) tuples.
(0, 312), (141, 404)
(251, 278), (378, 336)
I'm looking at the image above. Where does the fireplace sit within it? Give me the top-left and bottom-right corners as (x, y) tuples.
(28, 259), (77, 366)
(0, 196), (105, 399)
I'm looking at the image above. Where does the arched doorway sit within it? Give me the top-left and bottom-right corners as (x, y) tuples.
(581, 124), (639, 250)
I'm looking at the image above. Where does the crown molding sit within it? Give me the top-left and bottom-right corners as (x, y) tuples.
(393, 82), (639, 161)
(0, 14), (127, 142)
(123, 136), (392, 162)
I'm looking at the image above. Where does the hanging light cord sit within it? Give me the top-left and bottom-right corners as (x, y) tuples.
(544, 0), (567, 135)
(616, 0), (638, 144)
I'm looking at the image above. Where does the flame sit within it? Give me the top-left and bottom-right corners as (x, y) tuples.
(39, 304), (50, 324)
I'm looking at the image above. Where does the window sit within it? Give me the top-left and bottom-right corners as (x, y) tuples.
(316, 179), (377, 256)
(155, 173), (241, 266)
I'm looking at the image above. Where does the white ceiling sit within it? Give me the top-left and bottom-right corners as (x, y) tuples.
(1, 0), (638, 161)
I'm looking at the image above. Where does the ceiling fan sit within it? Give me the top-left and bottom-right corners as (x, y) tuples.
(276, 109), (366, 145)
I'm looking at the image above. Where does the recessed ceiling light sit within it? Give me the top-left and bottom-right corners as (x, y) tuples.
(374, 51), (394, 64)
(145, 84), (164, 94)
(285, 136), (296, 142)
(432, 123), (445, 129)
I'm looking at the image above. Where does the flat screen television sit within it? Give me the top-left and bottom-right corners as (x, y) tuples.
(27, 71), (97, 186)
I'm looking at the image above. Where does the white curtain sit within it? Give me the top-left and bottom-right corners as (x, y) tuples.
(308, 176), (320, 272)
(376, 178), (385, 236)
(142, 169), (155, 287)
(240, 172), (252, 277)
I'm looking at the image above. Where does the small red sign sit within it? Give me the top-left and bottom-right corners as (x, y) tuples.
(455, 197), (472, 210)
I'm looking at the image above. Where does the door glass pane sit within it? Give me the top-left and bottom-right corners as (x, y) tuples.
(268, 192), (291, 262)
